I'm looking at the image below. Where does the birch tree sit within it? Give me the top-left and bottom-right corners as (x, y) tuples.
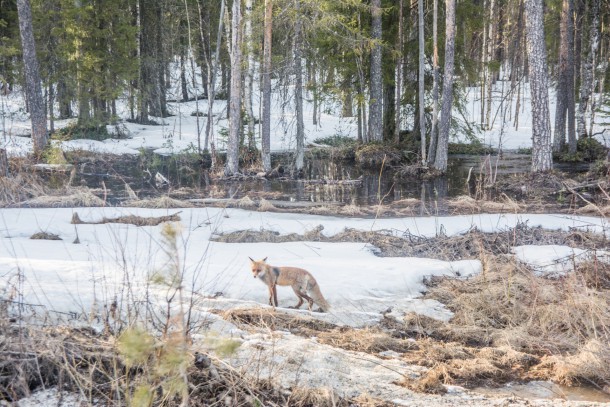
(261, 0), (273, 172)
(368, 0), (382, 142)
(576, 0), (600, 138)
(427, 0), (439, 165)
(293, 0), (305, 173)
(244, 0), (256, 148)
(418, 0), (426, 164)
(525, 0), (552, 172)
(433, 0), (456, 172)
(225, 0), (242, 176)
(16, 0), (47, 155)
(394, 0), (403, 144)
(553, 0), (576, 153)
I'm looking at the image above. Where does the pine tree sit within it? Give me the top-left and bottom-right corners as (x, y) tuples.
(16, 0), (47, 155)
(368, 0), (382, 142)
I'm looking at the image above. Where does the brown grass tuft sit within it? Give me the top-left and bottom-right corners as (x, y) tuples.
(258, 198), (276, 212)
(124, 195), (193, 208)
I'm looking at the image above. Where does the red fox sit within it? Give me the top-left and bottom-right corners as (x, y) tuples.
(249, 257), (330, 312)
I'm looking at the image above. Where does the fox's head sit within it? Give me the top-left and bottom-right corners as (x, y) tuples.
(249, 257), (268, 278)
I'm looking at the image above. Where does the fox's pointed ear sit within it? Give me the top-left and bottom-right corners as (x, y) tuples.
(248, 257), (255, 263)
(263, 257), (268, 262)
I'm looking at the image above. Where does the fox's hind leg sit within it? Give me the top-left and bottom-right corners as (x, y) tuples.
(289, 287), (305, 309)
(295, 290), (314, 311)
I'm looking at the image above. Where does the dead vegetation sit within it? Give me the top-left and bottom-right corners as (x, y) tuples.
(0, 324), (395, 406)
(71, 211), (181, 226)
(213, 221), (607, 261)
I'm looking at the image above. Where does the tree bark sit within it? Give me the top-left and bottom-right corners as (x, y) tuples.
(428, 0), (439, 164)
(368, 0), (383, 142)
(293, 0), (304, 173)
(204, 0), (226, 155)
(433, 0), (456, 172)
(553, 0), (576, 153)
(418, 0), (426, 164)
(394, 0), (404, 144)
(244, 0), (256, 149)
(525, 0), (553, 172)
(576, 0), (600, 138)
(225, 0), (242, 176)
(0, 149), (8, 177)
(261, 0), (273, 172)
(16, 0), (48, 155)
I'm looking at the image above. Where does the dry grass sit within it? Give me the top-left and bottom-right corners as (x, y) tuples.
(258, 198), (276, 212)
(71, 211), (181, 226)
(0, 324), (380, 406)
(123, 195), (194, 208)
(237, 195), (256, 209)
(22, 188), (106, 208)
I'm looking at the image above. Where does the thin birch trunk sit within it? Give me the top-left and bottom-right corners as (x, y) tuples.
(418, 0), (426, 164)
(294, 0), (304, 173)
(244, 0), (255, 149)
(225, 0), (242, 176)
(576, 0), (600, 138)
(428, 0), (439, 165)
(433, 0), (456, 172)
(394, 0), (403, 144)
(261, 0), (273, 172)
(204, 0), (225, 156)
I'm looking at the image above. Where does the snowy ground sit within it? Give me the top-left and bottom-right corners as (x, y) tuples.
(3, 208), (609, 406)
(1, 207), (607, 327)
(2, 76), (609, 159)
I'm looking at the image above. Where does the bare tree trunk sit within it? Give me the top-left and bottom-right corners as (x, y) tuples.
(293, 0), (304, 173)
(553, 0), (576, 153)
(0, 149), (8, 177)
(204, 0), (225, 157)
(433, 0), (456, 172)
(576, 0), (600, 138)
(485, 0), (495, 130)
(418, 0), (426, 164)
(368, 0), (383, 142)
(261, 0), (273, 172)
(225, 0), (242, 176)
(17, 0), (47, 155)
(525, 0), (553, 172)
(428, 0), (439, 165)
(244, 0), (256, 149)
(394, 0), (404, 144)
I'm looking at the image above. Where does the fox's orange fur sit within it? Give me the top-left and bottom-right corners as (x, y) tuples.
(249, 257), (330, 312)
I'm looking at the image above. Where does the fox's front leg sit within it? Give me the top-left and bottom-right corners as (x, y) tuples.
(272, 284), (279, 307)
(268, 284), (275, 307)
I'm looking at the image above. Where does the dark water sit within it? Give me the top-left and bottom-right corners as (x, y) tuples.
(51, 152), (591, 206)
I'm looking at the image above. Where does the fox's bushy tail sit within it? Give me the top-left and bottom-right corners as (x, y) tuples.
(310, 283), (330, 312)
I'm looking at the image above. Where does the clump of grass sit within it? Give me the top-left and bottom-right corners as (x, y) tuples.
(22, 188), (106, 207)
(258, 198), (276, 212)
(355, 143), (402, 168)
(30, 231), (62, 240)
(124, 195), (194, 209)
